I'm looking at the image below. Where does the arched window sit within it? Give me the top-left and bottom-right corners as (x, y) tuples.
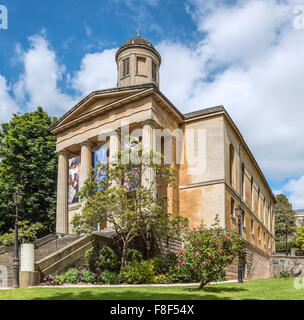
(229, 144), (235, 186)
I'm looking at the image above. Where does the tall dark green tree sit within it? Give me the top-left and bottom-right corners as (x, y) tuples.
(0, 107), (57, 235)
(274, 194), (296, 241)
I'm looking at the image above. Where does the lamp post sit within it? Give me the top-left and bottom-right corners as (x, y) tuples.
(235, 204), (243, 283)
(285, 213), (288, 256)
(12, 188), (23, 288)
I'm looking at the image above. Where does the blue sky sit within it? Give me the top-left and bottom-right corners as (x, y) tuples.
(1, 0), (304, 208)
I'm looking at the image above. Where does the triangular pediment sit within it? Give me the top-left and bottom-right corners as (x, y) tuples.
(51, 85), (156, 134)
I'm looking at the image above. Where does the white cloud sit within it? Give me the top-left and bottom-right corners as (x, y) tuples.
(0, 75), (19, 122)
(280, 176), (304, 210)
(15, 34), (77, 116)
(72, 49), (117, 96)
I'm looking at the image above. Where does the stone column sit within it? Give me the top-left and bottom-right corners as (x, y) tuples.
(56, 150), (69, 234)
(79, 141), (93, 189)
(142, 122), (156, 197)
(109, 130), (119, 165)
(107, 130), (120, 231)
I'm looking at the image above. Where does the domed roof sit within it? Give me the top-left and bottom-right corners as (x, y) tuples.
(115, 32), (161, 63)
(121, 36), (156, 50)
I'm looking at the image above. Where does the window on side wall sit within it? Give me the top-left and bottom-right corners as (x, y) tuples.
(229, 144), (235, 187)
(231, 198), (235, 217)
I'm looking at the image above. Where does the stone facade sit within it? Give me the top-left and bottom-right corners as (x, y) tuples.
(50, 34), (276, 279)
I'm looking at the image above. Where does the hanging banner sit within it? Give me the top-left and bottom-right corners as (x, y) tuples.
(68, 156), (80, 204)
(94, 146), (108, 189)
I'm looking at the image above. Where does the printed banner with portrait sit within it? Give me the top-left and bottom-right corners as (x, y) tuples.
(68, 156), (79, 204)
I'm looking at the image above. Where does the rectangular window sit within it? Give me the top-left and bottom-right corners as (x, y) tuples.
(136, 57), (146, 75)
(251, 219), (254, 233)
(250, 177), (254, 209)
(242, 210), (245, 226)
(231, 198), (235, 217)
(258, 226), (261, 239)
(257, 188), (260, 218)
(152, 61), (157, 81)
(122, 58), (130, 77)
(241, 163), (245, 199)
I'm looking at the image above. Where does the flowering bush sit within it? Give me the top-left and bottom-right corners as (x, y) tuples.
(177, 217), (245, 290)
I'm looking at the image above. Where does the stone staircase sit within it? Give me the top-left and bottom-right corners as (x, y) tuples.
(0, 234), (81, 288)
(34, 234), (80, 262)
(35, 231), (116, 279)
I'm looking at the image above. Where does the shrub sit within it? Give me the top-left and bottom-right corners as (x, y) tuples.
(84, 247), (94, 266)
(295, 227), (304, 251)
(279, 269), (291, 280)
(56, 274), (66, 285)
(41, 275), (59, 286)
(99, 270), (117, 285)
(80, 269), (95, 284)
(0, 221), (43, 246)
(179, 217), (244, 290)
(64, 268), (79, 284)
(162, 253), (178, 273)
(275, 241), (295, 253)
(118, 260), (155, 284)
(96, 246), (119, 272)
(165, 265), (198, 283)
(127, 249), (143, 263)
(149, 257), (163, 275)
(153, 274), (169, 284)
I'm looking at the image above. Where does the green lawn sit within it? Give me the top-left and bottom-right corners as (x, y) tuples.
(0, 278), (303, 300)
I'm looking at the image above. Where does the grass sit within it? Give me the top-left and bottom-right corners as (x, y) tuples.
(0, 278), (303, 300)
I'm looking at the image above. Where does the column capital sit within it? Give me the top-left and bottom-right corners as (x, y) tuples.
(56, 149), (69, 160)
(141, 119), (162, 130)
(79, 140), (95, 148)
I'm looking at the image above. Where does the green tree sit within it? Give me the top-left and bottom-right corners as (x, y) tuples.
(0, 220), (43, 246)
(175, 217), (244, 290)
(295, 226), (304, 251)
(0, 107), (57, 234)
(72, 139), (188, 269)
(274, 194), (296, 241)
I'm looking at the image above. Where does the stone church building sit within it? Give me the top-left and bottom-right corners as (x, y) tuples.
(50, 34), (276, 279)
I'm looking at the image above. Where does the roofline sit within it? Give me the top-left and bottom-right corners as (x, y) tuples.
(50, 83), (158, 131)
